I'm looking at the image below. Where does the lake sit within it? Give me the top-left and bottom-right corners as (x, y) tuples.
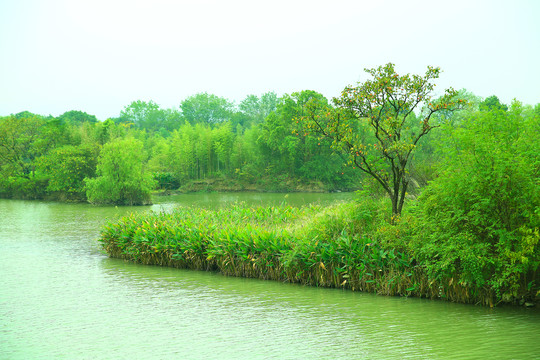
(1, 193), (539, 359)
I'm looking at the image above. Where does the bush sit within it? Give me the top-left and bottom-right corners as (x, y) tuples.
(37, 144), (99, 200)
(0, 175), (48, 199)
(85, 138), (156, 205)
(410, 103), (540, 303)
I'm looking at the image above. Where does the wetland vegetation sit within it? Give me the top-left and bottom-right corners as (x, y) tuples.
(2, 64), (538, 306)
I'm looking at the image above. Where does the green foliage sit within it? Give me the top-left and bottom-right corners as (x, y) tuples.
(257, 90), (356, 188)
(0, 113), (76, 199)
(3, 74), (536, 306)
(479, 95), (508, 112)
(300, 63), (467, 215)
(38, 144), (99, 200)
(153, 172), (180, 190)
(57, 110), (98, 125)
(0, 175), (48, 199)
(120, 100), (182, 132)
(99, 184), (540, 305)
(0, 91), (360, 199)
(1, 83), (538, 309)
(180, 93), (234, 125)
(85, 138), (156, 205)
(410, 102), (540, 303)
(239, 92), (278, 126)
(0, 114), (46, 178)
(99, 201), (414, 293)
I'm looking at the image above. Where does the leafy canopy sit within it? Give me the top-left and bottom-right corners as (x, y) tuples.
(299, 63), (466, 216)
(85, 138), (156, 205)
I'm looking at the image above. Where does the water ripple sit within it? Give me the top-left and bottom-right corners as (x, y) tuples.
(1, 199), (539, 359)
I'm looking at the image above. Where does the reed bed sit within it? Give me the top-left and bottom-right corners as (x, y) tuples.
(99, 202), (537, 306)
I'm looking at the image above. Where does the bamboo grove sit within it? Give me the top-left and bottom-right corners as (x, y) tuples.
(0, 91), (360, 204)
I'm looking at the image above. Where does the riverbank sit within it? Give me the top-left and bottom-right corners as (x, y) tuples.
(0, 175), (357, 203)
(171, 177), (357, 194)
(99, 199), (539, 307)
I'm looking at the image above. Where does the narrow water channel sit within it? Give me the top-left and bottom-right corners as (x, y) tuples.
(1, 195), (539, 359)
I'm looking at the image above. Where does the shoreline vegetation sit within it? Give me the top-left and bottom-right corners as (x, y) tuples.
(160, 178), (347, 195)
(100, 197), (539, 307)
(2, 64), (539, 306)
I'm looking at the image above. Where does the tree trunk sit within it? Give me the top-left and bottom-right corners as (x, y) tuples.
(390, 179), (408, 221)
(397, 179), (408, 217)
(391, 193), (399, 218)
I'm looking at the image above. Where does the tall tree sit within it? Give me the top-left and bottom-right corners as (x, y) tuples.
(479, 95), (508, 112)
(57, 110), (98, 125)
(120, 100), (181, 132)
(180, 93), (233, 125)
(239, 94), (260, 121)
(300, 63), (466, 216)
(239, 92), (278, 125)
(259, 92), (278, 120)
(259, 90), (332, 178)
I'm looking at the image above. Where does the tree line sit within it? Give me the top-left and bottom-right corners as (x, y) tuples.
(0, 91), (361, 204)
(0, 66), (538, 216)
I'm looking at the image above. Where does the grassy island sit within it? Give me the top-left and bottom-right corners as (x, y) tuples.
(99, 197), (539, 307)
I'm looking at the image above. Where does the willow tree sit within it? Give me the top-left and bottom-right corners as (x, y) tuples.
(299, 63), (466, 217)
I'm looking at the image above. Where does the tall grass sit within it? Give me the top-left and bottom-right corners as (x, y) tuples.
(99, 199), (539, 306)
(101, 202), (414, 295)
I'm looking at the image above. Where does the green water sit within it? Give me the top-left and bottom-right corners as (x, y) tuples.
(1, 194), (539, 359)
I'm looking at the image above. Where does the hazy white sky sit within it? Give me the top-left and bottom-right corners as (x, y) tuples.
(1, 0), (539, 120)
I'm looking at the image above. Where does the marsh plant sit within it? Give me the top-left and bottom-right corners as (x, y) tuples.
(100, 192), (539, 306)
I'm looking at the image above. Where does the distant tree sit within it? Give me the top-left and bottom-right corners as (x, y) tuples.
(168, 123), (198, 180)
(57, 110), (98, 125)
(480, 95), (508, 112)
(85, 138), (156, 205)
(146, 135), (180, 189)
(239, 94), (260, 120)
(299, 63), (466, 216)
(213, 122), (235, 173)
(13, 111), (43, 119)
(119, 100), (180, 132)
(260, 90), (329, 177)
(93, 119), (115, 145)
(0, 115), (45, 178)
(180, 93), (233, 125)
(120, 100), (160, 127)
(239, 92), (278, 126)
(260, 92), (278, 119)
(38, 144), (99, 199)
